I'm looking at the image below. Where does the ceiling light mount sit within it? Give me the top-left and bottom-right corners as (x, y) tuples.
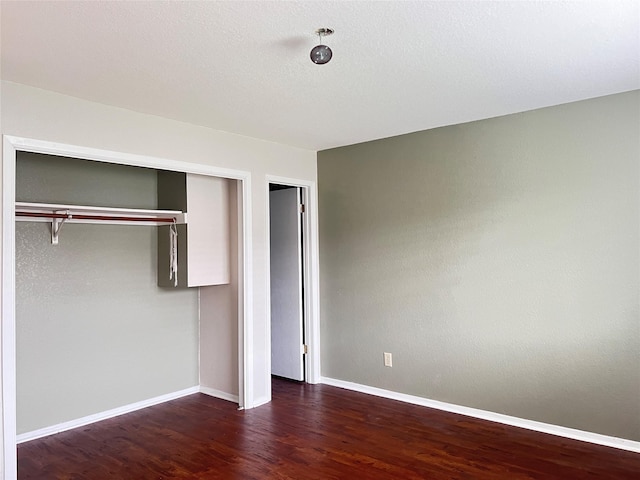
(310, 28), (334, 65)
(315, 28), (334, 37)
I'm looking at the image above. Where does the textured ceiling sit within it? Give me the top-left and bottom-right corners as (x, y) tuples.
(1, 1), (638, 151)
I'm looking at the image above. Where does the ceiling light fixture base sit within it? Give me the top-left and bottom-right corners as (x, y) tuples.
(315, 28), (334, 37)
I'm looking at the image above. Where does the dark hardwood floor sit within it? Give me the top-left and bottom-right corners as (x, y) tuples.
(18, 378), (640, 479)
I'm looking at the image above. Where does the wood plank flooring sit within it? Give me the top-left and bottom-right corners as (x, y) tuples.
(18, 378), (640, 479)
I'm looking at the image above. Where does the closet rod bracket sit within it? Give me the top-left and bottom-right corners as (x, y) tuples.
(51, 211), (71, 245)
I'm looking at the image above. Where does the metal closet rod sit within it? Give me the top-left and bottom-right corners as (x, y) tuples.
(15, 211), (177, 223)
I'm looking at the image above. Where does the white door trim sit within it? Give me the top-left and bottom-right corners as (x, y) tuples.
(1, 137), (17, 480)
(1, 135), (254, 479)
(266, 175), (321, 385)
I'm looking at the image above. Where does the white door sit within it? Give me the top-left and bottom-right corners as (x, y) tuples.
(269, 187), (304, 381)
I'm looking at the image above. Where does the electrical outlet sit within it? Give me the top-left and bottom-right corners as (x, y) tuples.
(384, 352), (393, 367)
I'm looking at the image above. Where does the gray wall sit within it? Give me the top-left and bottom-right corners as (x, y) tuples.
(16, 153), (199, 434)
(318, 91), (640, 441)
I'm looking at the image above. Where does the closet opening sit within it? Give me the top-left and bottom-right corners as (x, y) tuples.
(2, 138), (251, 478)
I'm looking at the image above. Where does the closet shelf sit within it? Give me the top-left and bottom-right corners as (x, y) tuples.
(15, 202), (186, 245)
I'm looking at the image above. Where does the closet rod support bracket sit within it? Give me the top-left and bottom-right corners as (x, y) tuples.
(51, 212), (71, 245)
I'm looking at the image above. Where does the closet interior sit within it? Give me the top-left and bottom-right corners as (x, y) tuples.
(15, 152), (239, 439)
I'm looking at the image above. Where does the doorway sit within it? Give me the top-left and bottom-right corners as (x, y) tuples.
(265, 174), (321, 393)
(269, 184), (306, 381)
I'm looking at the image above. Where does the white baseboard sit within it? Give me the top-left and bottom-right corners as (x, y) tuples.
(199, 386), (239, 403)
(320, 376), (640, 453)
(17, 386), (199, 444)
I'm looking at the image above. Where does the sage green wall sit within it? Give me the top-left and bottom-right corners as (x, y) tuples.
(318, 91), (640, 441)
(16, 153), (199, 434)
